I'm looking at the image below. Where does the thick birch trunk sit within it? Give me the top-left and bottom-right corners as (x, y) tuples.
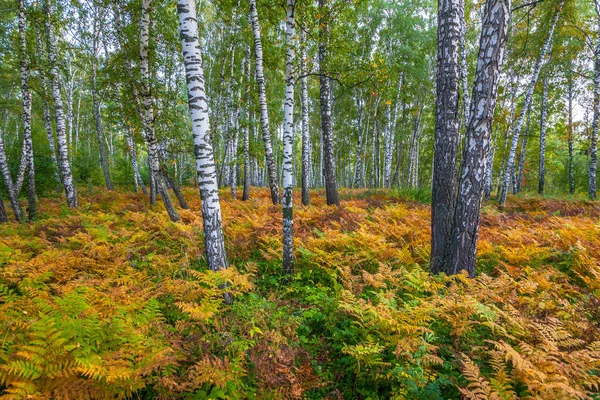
(430, 0), (463, 274)
(498, 0), (563, 207)
(177, 0), (229, 273)
(249, 0), (279, 204)
(445, 0), (510, 276)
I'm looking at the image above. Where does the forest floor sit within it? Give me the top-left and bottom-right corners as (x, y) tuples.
(1, 188), (599, 399)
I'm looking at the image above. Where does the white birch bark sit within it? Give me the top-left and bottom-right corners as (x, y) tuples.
(590, 1), (600, 199)
(140, 0), (179, 222)
(249, 0), (279, 204)
(300, 29), (311, 205)
(282, 0), (296, 274)
(177, 0), (229, 272)
(43, 0), (78, 208)
(18, 0), (36, 220)
(242, 45), (252, 201)
(498, 0), (563, 207)
(446, 0), (510, 276)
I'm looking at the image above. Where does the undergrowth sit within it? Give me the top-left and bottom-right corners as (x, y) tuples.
(0, 188), (599, 399)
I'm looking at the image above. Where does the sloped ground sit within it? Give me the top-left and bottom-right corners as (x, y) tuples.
(0, 188), (599, 399)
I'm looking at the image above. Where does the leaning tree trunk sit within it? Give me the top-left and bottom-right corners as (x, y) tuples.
(445, 0), (510, 277)
(319, 0), (340, 206)
(249, 0), (279, 205)
(430, 0), (463, 274)
(538, 76), (549, 194)
(43, 0), (77, 208)
(301, 30), (311, 205)
(515, 107), (531, 193)
(591, 1), (600, 199)
(18, 0), (36, 220)
(0, 123), (24, 222)
(282, 0), (296, 275)
(140, 0), (179, 222)
(177, 0), (229, 273)
(498, 0), (563, 207)
(91, 29), (113, 191)
(242, 45), (252, 201)
(567, 77), (575, 195)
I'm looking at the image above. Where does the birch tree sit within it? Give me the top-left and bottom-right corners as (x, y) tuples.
(177, 0), (229, 272)
(319, 0), (339, 206)
(18, 0), (36, 220)
(431, 0), (463, 274)
(498, 0), (564, 207)
(249, 0), (280, 205)
(538, 76), (549, 194)
(445, 0), (510, 276)
(300, 29), (311, 205)
(43, 0), (78, 208)
(140, 0), (180, 222)
(591, 0), (600, 199)
(242, 46), (252, 201)
(282, 0), (296, 274)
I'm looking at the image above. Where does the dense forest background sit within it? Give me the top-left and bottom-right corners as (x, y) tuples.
(1, 0), (600, 398)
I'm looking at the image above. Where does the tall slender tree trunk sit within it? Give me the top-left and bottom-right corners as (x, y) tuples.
(43, 0), (78, 208)
(0, 189), (7, 223)
(35, 30), (60, 187)
(18, 0), (36, 220)
(353, 91), (364, 189)
(0, 129), (24, 222)
(590, 1), (600, 199)
(140, 0), (179, 222)
(91, 25), (113, 191)
(538, 76), (549, 194)
(282, 0), (296, 274)
(515, 107), (531, 193)
(498, 0), (563, 207)
(567, 77), (575, 195)
(301, 30), (311, 205)
(249, 0), (279, 205)
(242, 46), (252, 201)
(445, 0), (510, 276)
(319, 0), (339, 205)
(430, 0), (463, 274)
(177, 0), (229, 274)
(484, 125), (499, 199)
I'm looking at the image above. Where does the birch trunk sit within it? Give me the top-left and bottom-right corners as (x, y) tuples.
(319, 0), (339, 205)
(140, 0), (179, 222)
(301, 30), (311, 205)
(282, 0), (295, 274)
(353, 91), (364, 189)
(242, 46), (252, 201)
(515, 108), (531, 193)
(37, 27), (61, 186)
(43, 0), (78, 208)
(567, 77), (575, 195)
(538, 76), (549, 194)
(0, 190), (7, 223)
(249, 0), (279, 204)
(591, 1), (600, 199)
(430, 0), (463, 274)
(498, 0), (563, 207)
(445, 0), (510, 276)
(91, 26), (113, 191)
(18, 0), (36, 220)
(177, 0), (230, 273)
(0, 129), (24, 222)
